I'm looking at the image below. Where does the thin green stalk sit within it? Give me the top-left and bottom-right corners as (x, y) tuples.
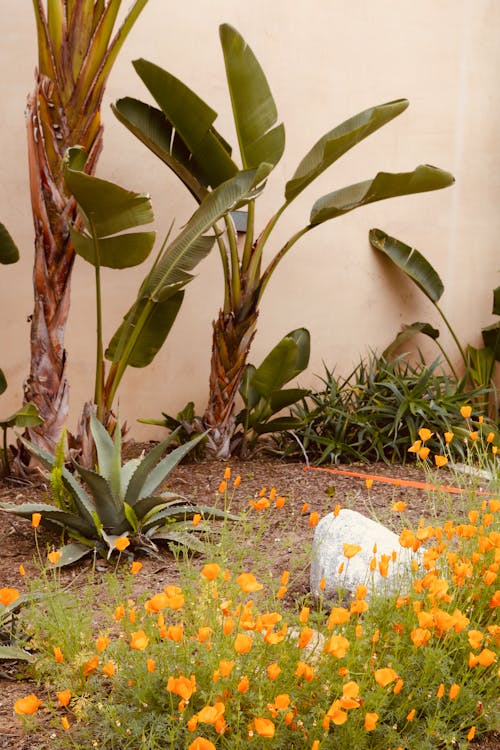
(1, 426), (8, 475)
(257, 224), (311, 303)
(91, 221), (104, 421)
(435, 302), (468, 369)
(240, 200), (255, 271)
(224, 214), (241, 308)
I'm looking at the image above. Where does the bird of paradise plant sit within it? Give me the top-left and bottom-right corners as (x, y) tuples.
(25, 0), (149, 455)
(112, 23), (454, 457)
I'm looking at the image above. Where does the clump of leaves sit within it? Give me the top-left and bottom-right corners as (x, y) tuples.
(274, 353), (486, 465)
(0, 588), (35, 663)
(0, 414), (235, 565)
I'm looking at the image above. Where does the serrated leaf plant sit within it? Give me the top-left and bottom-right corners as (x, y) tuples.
(0, 414), (233, 566)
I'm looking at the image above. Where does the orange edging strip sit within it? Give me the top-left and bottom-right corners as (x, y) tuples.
(303, 465), (493, 497)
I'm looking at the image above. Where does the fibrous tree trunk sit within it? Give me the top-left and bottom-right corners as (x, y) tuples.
(203, 299), (258, 459)
(23, 0), (149, 455)
(24, 78), (102, 453)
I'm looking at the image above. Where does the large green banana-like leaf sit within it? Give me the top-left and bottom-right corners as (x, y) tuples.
(0, 402), (42, 430)
(285, 99), (409, 202)
(251, 328), (310, 398)
(106, 291), (184, 367)
(0, 223), (19, 264)
(369, 228), (445, 303)
(310, 165), (454, 226)
(493, 286), (500, 316)
(219, 24), (285, 171)
(69, 228), (156, 269)
(126, 58), (238, 192)
(383, 322), (440, 360)
(482, 323), (500, 359)
(64, 146), (155, 238)
(144, 169), (259, 298)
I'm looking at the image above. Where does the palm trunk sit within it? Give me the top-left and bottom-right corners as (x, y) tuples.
(203, 305), (258, 458)
(23, 76), (102, 454)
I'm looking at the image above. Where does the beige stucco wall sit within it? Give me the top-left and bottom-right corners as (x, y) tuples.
(0, 1), (499, 439)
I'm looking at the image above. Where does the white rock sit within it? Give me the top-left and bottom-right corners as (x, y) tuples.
(310, 508), (421, 601)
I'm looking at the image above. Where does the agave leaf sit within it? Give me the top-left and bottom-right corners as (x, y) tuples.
(285, 99), (409, 202)
(47, 542), (95, 568)
(0, 223), (20, 264)
(220, 24), (285, 171)
(142, 502), (238, 531)
(132, 433), (207, 503)
(89, 413), (117, 483)
(123, 502), (139, 533)
(18, 437), (96, 525)
(370, 229), (445, 303)
(124, 431), (182, 506)
(0, 645), (35, 663)
(310, 165), (454, 226)
(72, 463), (127, 533)
(146, 528), (207, 552)
(0, 502), (96, 538)
(383, 322), (440, 360)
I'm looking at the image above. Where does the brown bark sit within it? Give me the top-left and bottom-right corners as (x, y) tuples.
(203, 306), (258, 458)
(23, 73), (102, 454)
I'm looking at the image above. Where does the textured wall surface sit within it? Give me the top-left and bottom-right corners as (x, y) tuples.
(0, 1), (498, 437)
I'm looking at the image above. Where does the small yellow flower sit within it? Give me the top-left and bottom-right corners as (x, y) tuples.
(391, 501), (407, 512)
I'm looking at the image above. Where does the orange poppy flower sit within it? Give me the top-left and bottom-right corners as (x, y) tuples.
(460, 405), (472, 419)
(343, 543), (361, 559)
(364, 712), (378, 731)
(114, 537), (130, 552)
(391, 501), (407, 512)
(61, 716), (70, 731)
(476, 648), (496, 667)
(236, 573), (263, 592)
(298, 627), (314, 649)
(102, 661), (115, 677)
(237, 675), (250, 693)
(406, 708), (416, 721)
(434, 454), (448, 468)
(254, 717), (275, 737)
(130, 561), (142, 574)
(418, 446), (430, 460)
(444, 431), (454, 443)
(309, 512), (319, 527)
(468, 630), (484, 650)
(267, 662), (281, 680)
(324, 634), (350, 658)
(14, 694), (42, 715)
(218, 660), (234, 677)
(96, 635), (110, 653)
(188, 738), (216, 750)
(31, 512), (41, 529)
(196, 702), (225, 725)
(418, 428), (433, 442)
(436, 683), (445, 698)
(167, 674), (196, 700)
(167, 625), (183, 642)
(408, 439), (422, 453)
(326, 699), (348, 725)
(56, 689), (71, 707)
(83, 655), (99, 677)
(147, 658), (155, 673)
(374, 667), (398, 687)
(234, 633), (252, 654)
(295, 660), (315, 681)
(201, 563), (220, 581)
(130, 630), (149, 650)
(48, 550), (61, 564)
(327, 607), (350, 628)
(449, 683), (460, 700)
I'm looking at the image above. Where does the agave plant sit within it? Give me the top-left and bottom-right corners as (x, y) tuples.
(0, 414), (233, 566)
